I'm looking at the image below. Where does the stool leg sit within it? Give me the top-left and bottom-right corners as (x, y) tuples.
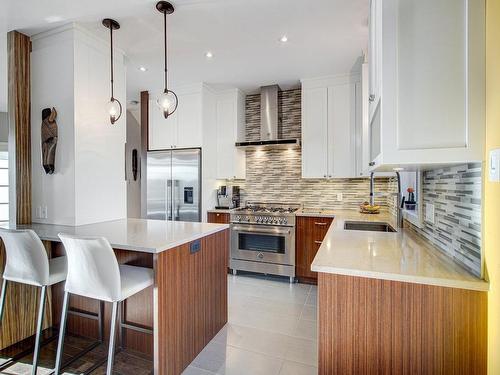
(0, 279), (7, 324)
(54, 291), (70, 375)
(98, 300), (105, 342)
(32, 286), (47, 375)
(106, 301), (119, 375)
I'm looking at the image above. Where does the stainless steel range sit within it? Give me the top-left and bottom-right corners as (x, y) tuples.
(230, 202), (301, 283)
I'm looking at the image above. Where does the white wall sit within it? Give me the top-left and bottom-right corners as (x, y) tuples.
(126, 110), (141, 218)
(201, 85), (218, 221)
(31, 24), (126, 225)
(31, 27), (76, 225)
(73, 27), (126, 225)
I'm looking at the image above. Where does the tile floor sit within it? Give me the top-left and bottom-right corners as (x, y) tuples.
(183, 274), (318, 375)
(0, 274), (318, 375)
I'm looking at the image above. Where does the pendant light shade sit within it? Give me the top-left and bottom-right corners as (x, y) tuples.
(156, 1), (178, 119)
(103, 18), (122, 125)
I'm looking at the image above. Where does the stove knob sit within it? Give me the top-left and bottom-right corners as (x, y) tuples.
(257, 216), (261, 223)
(278, 218), (283, 224)
(263, 217), (269, 223)
(273, 218), (278, 224)
(246, 216), (251, 222)
(282, 218), (287, 225)
(236, 215), (241, 222)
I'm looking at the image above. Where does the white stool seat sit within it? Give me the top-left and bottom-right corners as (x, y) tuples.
(119, 265), (154, 301)
(0, 228), (67, 375)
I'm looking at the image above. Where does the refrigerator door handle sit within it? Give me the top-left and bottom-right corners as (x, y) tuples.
(166, 179), (172, 221)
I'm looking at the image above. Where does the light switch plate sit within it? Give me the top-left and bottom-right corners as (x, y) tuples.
(425, 203), (435, 224)
(489, 148), (500, 182)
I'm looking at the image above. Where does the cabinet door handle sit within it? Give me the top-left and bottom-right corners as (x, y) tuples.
(369, 161), (375, 166)
(369, 94), (375, 102)
(314, 240), (323, 245)
(314, 222), (327, 226)
(216, 213), (220, 217)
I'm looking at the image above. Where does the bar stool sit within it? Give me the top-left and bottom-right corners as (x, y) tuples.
(54, 234), (154, 375)
(0, 228), (67, 375)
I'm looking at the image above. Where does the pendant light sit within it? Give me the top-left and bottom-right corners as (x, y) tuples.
(156, 1), (178, 119)
(103, 18), (122, 125)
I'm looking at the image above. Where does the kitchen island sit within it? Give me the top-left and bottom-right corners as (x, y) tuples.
(311, 211), (488, 375)
(0, 219), (229, 375)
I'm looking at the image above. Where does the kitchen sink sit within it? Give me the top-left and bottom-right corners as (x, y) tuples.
(344, 221), (396, 233)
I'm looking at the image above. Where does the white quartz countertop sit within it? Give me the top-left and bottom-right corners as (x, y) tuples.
(310, 210), (488, 292)
(4, 219), (229, 254)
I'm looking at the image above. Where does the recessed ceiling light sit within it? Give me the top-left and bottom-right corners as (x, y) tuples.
(280, 35), (288, 43)
(205, 51), (214, 59)
(139, 66), (147, 72)
(45, 15), (64, 23)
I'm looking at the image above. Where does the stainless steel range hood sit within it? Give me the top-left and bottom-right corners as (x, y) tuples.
(236, 85), (301, 150)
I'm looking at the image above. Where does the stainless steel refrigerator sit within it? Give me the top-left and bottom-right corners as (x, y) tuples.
(146, 149), (201, 222)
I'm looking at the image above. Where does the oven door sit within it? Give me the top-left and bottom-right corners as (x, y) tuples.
(231, 224), (295, 266)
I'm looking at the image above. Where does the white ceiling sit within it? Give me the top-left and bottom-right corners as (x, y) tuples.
(0, 0), (368, 112)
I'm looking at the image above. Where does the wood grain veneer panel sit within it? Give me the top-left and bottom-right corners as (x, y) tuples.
(156, 229), (229, 375)
(8, 30), (31, 225)
(318, 273), (487, 375)
(207, 212), (230, 224)
(296, 216), (333, 283)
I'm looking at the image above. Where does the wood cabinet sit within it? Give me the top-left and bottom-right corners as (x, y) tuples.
(301, 75), (361, 179)
(296, 216), (333, 283)
(215, 89), (246, 180)
(318, 273), (487, 374)
(207, 211), (230, 224)
(367, 0), (485, 171)
(148, 85), (203, 150)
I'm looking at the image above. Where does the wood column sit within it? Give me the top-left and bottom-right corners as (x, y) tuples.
(0, 31), (36, 350)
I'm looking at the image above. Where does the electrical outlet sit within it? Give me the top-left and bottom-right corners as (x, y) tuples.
(425, 203), (435, 224)
(337, 193), (343, 202)
(36, 206), (42, 219)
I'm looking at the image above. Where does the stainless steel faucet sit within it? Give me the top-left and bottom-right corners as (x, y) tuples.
(370, 171), (404, 228)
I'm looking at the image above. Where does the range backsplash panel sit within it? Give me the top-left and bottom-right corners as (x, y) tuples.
(231, 89), (394, 210)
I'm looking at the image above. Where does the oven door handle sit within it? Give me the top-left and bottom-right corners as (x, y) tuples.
(231, 225), (291, 235)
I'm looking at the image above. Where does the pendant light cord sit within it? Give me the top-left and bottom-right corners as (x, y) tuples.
(163, 10), (168, 93)
(110, 25), (114, 100)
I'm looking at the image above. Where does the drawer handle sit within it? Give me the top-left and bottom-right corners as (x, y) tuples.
(314, 222), (327, 226)
(314, 240), (323, 244)
(216, 213), (220, 216)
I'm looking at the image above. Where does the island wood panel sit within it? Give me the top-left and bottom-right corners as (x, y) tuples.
(0, 30), (36, 351)
(296, 216), (333, 283)
(207, 212), (230, 224)
(156, 229), (229, 375)
(318, 273), (487, 375)
(50, 243), (154, 357)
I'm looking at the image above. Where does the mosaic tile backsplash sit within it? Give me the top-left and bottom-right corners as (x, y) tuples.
(231, 88), (395, 210)
(407, 163), (482, 276)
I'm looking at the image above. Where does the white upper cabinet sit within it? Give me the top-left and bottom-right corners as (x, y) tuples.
(367, 0), (485, 170)
(215, 90), (246, 180)
(148, 85), (203, 150)
(301, 74), (360, 179)
(301, 87), (328, 178)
